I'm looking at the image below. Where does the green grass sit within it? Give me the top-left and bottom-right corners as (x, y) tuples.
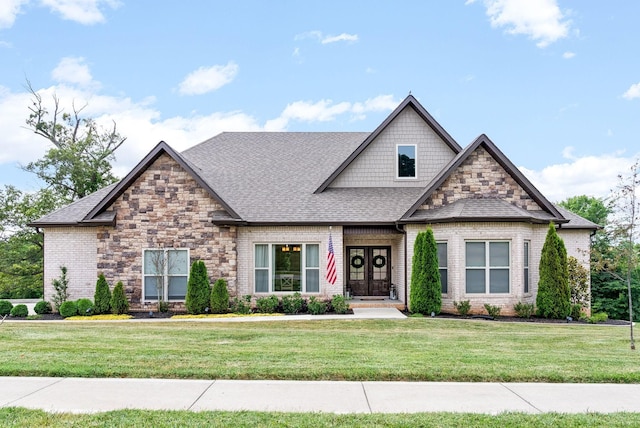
(2, 408), (640, 428)
(1, 318), (638, 382)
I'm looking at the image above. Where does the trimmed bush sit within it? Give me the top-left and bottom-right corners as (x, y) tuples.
(185, 260), (211, 314)
(210, 278), (230, 314)
(110, 281), (129, 315)
(0, 300), (13, 316)
(484, 304), (501, 318)
(34, 300), (52, 315)
(514, 302), (535, 318)
(76, 298), (94, 316)
(307, 296), (327, 315)
(331, 294), (349, 314)
(588, 312), (609, 324)
(453, 300), (471, 317)
(537, 223), (571, 319)
(410, 228), (442, 315)
(10, 304), (28, 317)
(93, 273), (111, 315)
(231, 295), (252, 314)
(256, 295), (279, 313)
(59, 300), (78, 318)
(282, 292), (304, 314)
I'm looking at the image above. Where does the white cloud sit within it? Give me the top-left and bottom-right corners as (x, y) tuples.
(472, 0), (572, 48)
(39, 0), (121, 25)
(264, 95), (398, 131)
(520, 150), (637, 202)
(294, 30), (359, 45)
(51, 56), (96, 87)
(622, 82), (640, 100)
(178, 62), (238, 96)
(562, 51), (575, 59)
(0, 0), (27, 28)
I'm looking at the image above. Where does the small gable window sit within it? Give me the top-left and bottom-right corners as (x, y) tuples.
(397, 144), (416, 179)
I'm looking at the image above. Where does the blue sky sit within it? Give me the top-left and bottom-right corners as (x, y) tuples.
(1, 0), (639, 202)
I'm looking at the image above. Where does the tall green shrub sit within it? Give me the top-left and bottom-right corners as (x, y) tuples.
(110, 281), (129, 315)
(52, 266), (69, 311)
(210, 278), (229, 314)
(410, 228), (441, 315)
(185, 260), (210, 314)
(93, 273), (111, 315)
(537, 223), (571, 318)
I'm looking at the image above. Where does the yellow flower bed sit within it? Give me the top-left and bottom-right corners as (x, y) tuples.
(66, 314), (133, 321)
(171, 313), (284, 319)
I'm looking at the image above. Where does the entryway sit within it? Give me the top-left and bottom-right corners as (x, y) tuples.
(346, 246), (391, 297)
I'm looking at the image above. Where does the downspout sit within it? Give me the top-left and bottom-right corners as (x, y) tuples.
(395, 222), (408, 312)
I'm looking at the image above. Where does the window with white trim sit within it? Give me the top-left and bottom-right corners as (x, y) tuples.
(143, 249), (189, 301)
(524, 241), (530, 293)
(437, 242), (448, 294)
(397, 144), (416, 178)
(254, 244), (320, 293)
(465, 241), (510, 294)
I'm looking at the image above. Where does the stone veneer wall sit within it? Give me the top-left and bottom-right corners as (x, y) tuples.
(421, 147), (542, 211)
(96, 153), (237, 310)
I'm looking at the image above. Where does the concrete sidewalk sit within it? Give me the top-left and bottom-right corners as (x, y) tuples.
(2, 377), (640, 414)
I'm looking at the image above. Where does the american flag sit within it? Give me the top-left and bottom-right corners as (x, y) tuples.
(326, 232), (337, 285)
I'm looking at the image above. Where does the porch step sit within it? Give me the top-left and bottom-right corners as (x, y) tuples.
(348, 298), (405, 310)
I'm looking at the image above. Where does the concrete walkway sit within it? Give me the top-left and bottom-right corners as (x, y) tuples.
(2, 377), (640, 414)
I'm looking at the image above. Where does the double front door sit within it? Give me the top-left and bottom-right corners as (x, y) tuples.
(347, 246), (391, 296)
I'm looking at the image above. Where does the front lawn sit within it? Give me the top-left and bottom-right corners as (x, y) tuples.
(0, 318), (637, 382)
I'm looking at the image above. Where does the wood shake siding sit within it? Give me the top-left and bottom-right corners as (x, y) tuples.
(96, 153), (237, 310)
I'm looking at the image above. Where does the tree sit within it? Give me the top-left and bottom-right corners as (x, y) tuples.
(410, 228), (441, 315)
(210, 278), (229, 314)
(110, 281), (129, 315)
(185, 260), (210, 314)
(23, 82), (126, 202)
(568, 256), (590, 312)
(93, 273), (111, 315)
(51, 266), (70, 311)
(536, 223), (571, 319)
(558, 195), (610, 226)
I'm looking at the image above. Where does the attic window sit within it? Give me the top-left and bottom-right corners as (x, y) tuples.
(397, 144), (416, 179)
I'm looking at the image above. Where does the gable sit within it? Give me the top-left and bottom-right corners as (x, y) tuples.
(328, 107), (458, 188)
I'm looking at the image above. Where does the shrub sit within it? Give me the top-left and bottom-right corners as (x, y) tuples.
(10, 304), (28, 317)
(282, 292), (304, 314)
(34, 300), (52, 315)
(76, 298), (94, 316)
(185, 260), (210, 314)
(256, 295), (279, 313)
(307, 296), (327, 315)
(93, 273), (111, 315)
(588, 312), (609, 324)
(210, 278), (229, 314)
(231, 295), (252, 315)
(52, 266), (70, 311)
(570, 303), (583, 320)
(568, 256), (590, 310)
(484, 303), (501, 319)
(110, 281), (129, 315)
(536, 223), (570, 319)
(331, 294), (349, 314)
(514, 302), (535, 318)
(59, 300), (78, 318)
(453, 300), (471, 317)
(410, 228), (442, 315)
(0, 300), (13, 316)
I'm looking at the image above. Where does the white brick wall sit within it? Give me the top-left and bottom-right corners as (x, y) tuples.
(43, 227), (97, 303)
(237, 226), (343, 298)
(331, 108), (456, 188)
(405, 222), (592, 315)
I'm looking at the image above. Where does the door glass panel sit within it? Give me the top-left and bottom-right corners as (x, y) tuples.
(372, 248), (387, 281)
(349, 248), (365, 281)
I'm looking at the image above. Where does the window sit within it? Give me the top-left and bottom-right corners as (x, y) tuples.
(524, 241), (530, 293)
(254, 244), (320, 293)
(465, 241), (510, 294)
(397, 144), (416, 178)
(143, 249), (189, 301)
(437, 242), (448, 294)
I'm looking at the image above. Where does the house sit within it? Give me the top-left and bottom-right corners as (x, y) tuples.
(31, 95), (598, 314)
